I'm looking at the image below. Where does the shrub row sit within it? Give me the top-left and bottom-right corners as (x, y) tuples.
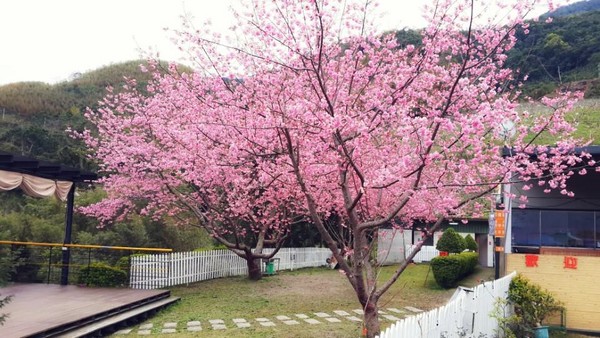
(435, 228), (478, 253)
(430, 252), (478, 288)
(78, 262), (127, 287)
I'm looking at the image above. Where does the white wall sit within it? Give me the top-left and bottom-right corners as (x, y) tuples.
(377, 228), (413, 264)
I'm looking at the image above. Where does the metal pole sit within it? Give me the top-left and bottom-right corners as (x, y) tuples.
(60, 184), (76, 285)
(494, 236), (500, 279)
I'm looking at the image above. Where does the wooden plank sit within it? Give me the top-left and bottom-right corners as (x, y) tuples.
(0, 284), (168, 338)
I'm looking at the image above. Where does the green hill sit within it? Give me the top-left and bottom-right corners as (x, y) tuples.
(0, 60), (192, 168)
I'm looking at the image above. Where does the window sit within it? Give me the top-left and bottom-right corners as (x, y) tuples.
(511, 209), (540, 247)
(540, 211), (594, 248)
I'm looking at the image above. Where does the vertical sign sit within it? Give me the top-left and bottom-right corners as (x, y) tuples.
(494, 210), (505, 238)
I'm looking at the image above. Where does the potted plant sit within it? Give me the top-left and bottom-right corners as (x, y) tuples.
(507, 274), (564, 338)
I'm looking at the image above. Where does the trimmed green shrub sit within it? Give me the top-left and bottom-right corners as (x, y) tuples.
(506, 274), (564, 336)
(436, 228), (466, 253)
(78, 262), (127, 287)
(115, 253), (149, 272)
(464, 234), (478, 252)
(430, 252), (478, 288)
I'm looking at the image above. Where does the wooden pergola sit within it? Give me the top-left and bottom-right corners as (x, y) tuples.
(0, 151), (97, 285)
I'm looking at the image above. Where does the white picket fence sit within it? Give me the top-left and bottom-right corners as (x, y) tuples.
(405, 244), (440, 263)
(377, 271), (516, 338)
(129, 247), (331, 289)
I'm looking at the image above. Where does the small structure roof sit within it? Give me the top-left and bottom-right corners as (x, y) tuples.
(0, 151), (97, 182)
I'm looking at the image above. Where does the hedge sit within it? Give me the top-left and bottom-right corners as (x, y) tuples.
(430, 252), (478, 288)
(78, 262), (128, 287)
(465, 234), (478, 252)
(435, 228), (466, 254)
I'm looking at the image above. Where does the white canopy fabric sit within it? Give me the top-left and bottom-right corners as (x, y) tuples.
(0, 169), (72, 201)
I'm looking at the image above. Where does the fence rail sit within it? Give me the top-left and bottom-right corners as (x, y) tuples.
(377, 271), (516, 338)
(129, 247), (332, 289)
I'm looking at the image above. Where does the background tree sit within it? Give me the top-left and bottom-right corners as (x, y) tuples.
(436, 228), (466, 254)
(464, 234), (478, 252)
(80, 0), (593, 336)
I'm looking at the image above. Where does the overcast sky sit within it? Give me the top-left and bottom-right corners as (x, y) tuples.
(0, 0), (559, 86)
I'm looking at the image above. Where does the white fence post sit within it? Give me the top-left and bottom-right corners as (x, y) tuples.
(376, 271), (516, 338)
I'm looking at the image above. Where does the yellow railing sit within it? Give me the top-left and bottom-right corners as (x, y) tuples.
(0, 240), (172, 252)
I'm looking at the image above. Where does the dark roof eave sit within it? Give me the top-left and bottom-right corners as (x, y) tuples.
(0, 151), (97, 182)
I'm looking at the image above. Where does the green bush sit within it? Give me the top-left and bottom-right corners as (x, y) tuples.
(436, 228), (466, 253)
(115, 253), (149, 272)
(506, 274), (564, 336)
(464, 234), (478, 252)
(430, 252), (478, 288)
(78, 262), (127, 287)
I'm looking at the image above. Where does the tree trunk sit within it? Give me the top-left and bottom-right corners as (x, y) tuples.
(246, 257), (262, 281)
(363, 300), (380, 338)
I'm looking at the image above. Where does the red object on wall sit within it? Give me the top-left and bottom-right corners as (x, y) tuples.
(564, 256), (577, 269)
(525, 254), (539, 267)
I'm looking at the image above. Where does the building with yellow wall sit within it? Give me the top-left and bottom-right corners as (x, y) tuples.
(503, 146), (600, 334)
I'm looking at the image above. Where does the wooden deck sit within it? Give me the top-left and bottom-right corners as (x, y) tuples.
(0, 283), (170, 338)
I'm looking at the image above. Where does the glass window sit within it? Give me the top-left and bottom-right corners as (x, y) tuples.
(541, 211), (568, 247)
(511, 209), (540, 247)
(540, 210), (595, 248)
(566, 211), (594, 248)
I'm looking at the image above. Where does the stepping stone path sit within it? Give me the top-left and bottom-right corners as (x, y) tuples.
(123, 307), (424, 335)
(387, 308), (405, 314)
(256, 317), (276, 327)
(304, 318), (321, 324)
(405, 306), (424, 313)
(233, 318), (251, 328)
(187, 320), (202, 332)
(333, 310), (350, 316)
(209, 319), (227, 330)
(381, 314), (402, 321)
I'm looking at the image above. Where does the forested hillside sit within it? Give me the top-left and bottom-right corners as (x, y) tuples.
(508, 10), (600, 97)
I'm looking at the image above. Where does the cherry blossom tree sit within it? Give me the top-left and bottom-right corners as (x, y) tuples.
(79, 0), (594, 335)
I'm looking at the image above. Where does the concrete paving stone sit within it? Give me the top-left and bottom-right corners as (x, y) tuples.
(295, 314), (309, 319)
(386, 308), (405, 314)
(378, 310), (387, 314)
(314, 312), (331, 318)
(137, 329), (152, 335)
(212, 324), (227, 330)
(209, 319), (225, 324)
(187, 320), (201, 327)
(161, 328), (177, 334)
(236, 322), (252, 328)
(187, 326), (202, 332)
(353, 309), (364, 315)
(233, 318), (248, 323)
(139, 323), (153, 330)
(259, 321), (276, 327)
(346, 316), (362, 322)
(163, 322), (177, 328)
(382, 314), (401, 321)
(333, 310), (350, 316)
(113, 329), (132, 335)
(256, 317), (271, 322)
(304, 318), (321, 324)
(283, 320), (300, 325)
(405, 306), (423, 313)
(276, 315), (291, 320)
(325, 317), (342, 323)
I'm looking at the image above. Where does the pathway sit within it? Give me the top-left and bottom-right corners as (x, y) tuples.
(114, 306), (424, 335)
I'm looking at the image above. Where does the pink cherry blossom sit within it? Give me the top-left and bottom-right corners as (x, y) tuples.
(75, 0), (593, 336)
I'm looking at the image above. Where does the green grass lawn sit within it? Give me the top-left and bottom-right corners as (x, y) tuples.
(114, 264), (494, 337)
